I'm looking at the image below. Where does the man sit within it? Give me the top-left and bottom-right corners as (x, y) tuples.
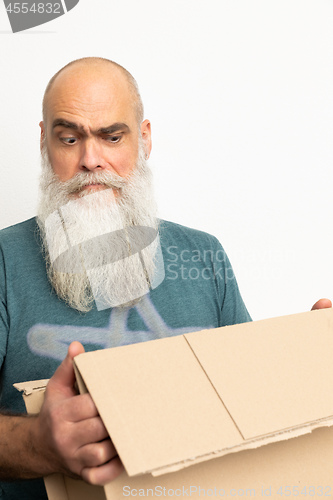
(0, 57), (330, 499)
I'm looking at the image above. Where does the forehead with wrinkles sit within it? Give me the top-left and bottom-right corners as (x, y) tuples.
(43, 58), (142, 128)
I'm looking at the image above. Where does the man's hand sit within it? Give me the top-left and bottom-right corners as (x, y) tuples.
(33, 341), (123, 485)
(311, 298), (332, 310)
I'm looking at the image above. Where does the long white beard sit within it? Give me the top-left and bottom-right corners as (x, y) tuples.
(37, 145), (161, 312)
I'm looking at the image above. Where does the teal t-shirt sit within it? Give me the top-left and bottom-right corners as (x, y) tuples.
(0, 217), (251, 499)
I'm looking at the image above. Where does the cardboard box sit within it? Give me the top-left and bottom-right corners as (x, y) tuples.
(15, 308), (333, 499)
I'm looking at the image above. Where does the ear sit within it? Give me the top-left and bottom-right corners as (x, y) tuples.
(140, 119), (152, 159)
(39, 121), (45, 152)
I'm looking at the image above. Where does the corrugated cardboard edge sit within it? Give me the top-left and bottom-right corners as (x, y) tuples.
(13, 379), (49, 395)
(13, 380), (49, 414)
(152, 416), (333, 476)
(73, 363), (88, 395)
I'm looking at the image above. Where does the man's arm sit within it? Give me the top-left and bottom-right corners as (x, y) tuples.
(0, 342), (123, 485)
(0, 413), (48, 480)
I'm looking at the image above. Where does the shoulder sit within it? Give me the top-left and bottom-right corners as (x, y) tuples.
(0, 217), (38, 236)
(0, 217), (39, 250)
(158, 219), (222, 249)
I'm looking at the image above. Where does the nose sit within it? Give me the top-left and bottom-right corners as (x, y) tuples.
(79, 138), (104, 172)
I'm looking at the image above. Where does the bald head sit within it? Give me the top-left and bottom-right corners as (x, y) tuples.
(39, 57), (152, 182)
(42, 57), (144, 126)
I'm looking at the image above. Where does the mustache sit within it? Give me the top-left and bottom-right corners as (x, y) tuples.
(58, 171), (128, 195)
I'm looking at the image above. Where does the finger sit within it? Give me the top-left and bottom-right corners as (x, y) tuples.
(68, 341), (85, 359)
(311, 298), (332, 310)
(69, 418), (110, 448)
(47, 342), (85, 399)
(81, 456), (124, 486)
(62, 393), (99, 422)
(77, 439), (118, 468)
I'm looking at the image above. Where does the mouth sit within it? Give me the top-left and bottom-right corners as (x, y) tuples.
(68, 184), (107, 198)
(69, 181), (123, 198)
(79, 184), (108, 193)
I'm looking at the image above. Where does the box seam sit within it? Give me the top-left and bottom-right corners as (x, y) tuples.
(183, 334), (245, 440)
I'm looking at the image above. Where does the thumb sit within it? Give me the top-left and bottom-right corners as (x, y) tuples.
(311, 298), (332, 311)
(47, 341), (85, 399)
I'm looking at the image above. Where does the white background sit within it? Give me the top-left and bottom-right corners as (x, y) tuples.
(0, 0), (332, 320)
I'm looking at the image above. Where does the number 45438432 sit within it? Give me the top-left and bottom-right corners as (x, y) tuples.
(6, 3), (61, 14)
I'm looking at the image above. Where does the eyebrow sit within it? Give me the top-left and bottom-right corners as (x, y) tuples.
(52, 119), (130, 135)
(52, 119), (80, 131)
(99, 123), (130, 134)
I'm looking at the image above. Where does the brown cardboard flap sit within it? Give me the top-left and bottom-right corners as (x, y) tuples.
(185, 309), (333, 439)
(44, 475), (70, 500)
(74, 308), (333, 478)
(105, 425), (333, 497)
(74, 335), (242, 477)
(13, 379), (49, 413)
(64, 477), (106, 499)
(13, 379), (49, 394)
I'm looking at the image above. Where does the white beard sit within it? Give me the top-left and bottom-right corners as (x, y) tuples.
(37, 145), (161, 312)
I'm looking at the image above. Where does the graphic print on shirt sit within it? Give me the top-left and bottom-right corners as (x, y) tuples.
(27, 295), (209, 360)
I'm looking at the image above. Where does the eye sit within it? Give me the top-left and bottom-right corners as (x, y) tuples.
(60, 137), (77, 145)
(105, 135), (121, 143)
